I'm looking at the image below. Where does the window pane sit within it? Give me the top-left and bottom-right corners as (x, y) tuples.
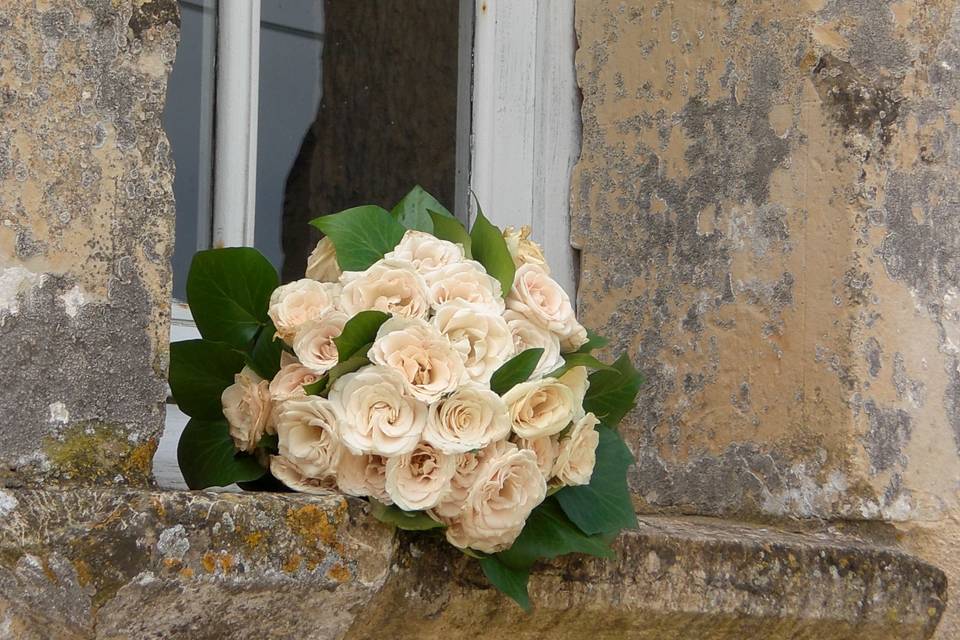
(254, 0), (324, 274)
(261, 1), (462, 281)
(164, 0), (216, 300)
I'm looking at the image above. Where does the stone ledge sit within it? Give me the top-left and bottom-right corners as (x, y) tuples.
(0, 489), (947, 639)
(0, 488), (395, 639)
(350, 516), (947, 640)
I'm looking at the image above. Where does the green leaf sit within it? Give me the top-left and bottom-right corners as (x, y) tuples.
(325, 347), (371, 390)
(310, 205), (406, 271)
(246, 322), (284, 379)
(546, 352), (617, 378)
(583, 355), (643, 427)
(303, 377), (325, 396)
(555, 425), (638, 535)
(304, 347), (372, 397)
(186, 247), (278, 349)
(169, 340), (246, 420)
(497, 499), (615, 570)
(391, 185), (453, 232)
(489, 348), (544, 395)
(368, 500), (445, 531)
(575, 329), (610, 354)
(480, 556), (531, 612)
(237, 473), (294, 492)
(469, 208), (516, 296)
(428, 210), (472, 258)
(257, 433), (279, 453)
(334, 310), (389, 360)
(177, 418), (266, 489)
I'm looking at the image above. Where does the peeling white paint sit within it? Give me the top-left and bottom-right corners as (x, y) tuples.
(0, 266), (44, 320)
(48, 401), (69, 425)
(0, 490), (18, 518)
(60, 285), (89, 318)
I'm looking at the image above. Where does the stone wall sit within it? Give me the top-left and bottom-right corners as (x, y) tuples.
(571, 0), (960, 635)
(0, 0), (178, 487)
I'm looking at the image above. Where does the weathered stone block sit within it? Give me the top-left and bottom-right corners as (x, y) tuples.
(0, 0), (178, 486)
(571, 1), (960, 633)
(0, 489), (396, 639)
(573, 0), (960, 527)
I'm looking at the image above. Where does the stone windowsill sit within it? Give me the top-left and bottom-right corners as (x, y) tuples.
(0, 488), (946, 640)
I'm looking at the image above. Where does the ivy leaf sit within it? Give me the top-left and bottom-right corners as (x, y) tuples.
(428, 210), (472, 258)
(186, 247), (278, 349)
(555, 425), (638, 535)
(496, 499), (615, 570)
(480, 556), (531, 612)
(469, 208), (516, 296)
(583, 355), (644, 427)
(246, 321), (284, 380)
(334, 310), (389, 361)
(391, 185), (453, 232)
(368, 500), (445, 531)
(177, 418), (265, 489)
(489, 348), (544, 395)
(310, 205), (406, 271)
(546, 353), (617, 378)
(169, 339), (246, 420)
(574, 330), (610, 354)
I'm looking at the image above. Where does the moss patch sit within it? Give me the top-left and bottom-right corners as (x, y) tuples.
(43, 422), (156, 485)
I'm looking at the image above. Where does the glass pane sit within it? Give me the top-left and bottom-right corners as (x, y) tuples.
(254, 0), (325, 275)
(257, 1), (462, 281)
(164, 0), (216, 300)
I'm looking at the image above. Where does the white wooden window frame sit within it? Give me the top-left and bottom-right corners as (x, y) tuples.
(161, 0), (581, 488)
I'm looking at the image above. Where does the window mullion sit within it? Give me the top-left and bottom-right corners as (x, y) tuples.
(213, 0), (260, 248)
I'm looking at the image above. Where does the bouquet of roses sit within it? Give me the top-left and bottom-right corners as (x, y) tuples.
(169, 186), (642, 608)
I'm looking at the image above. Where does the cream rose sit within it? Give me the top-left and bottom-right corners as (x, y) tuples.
(554, 412), (600, 486)
(502, 366), (589, 439)
(368, 317), (466, 402)
(337, 452), (392, 504)
(305, 236), (342, 282)
(268, 279), (340, 342)
(514, 434), (559, 478)
(339, 259), (431, 319)
(270, 455), (336, 494)
(274, 396), (342, 479)
(385, 440), (456, 511)
(424, 384), (511, 454)
(433, 300), (514, 383)
(427, 260), (504, 313)
(444, 441), (546, 553)
(429, 451), (482, 520)
(291, 310), (348, 374)
(268, 362), (321, 403)
(385, 229), (465, 277)
(503, 310), (564, 379)
(328, 365), (427, 456)
(506, 263), (587, 352)
(503, 225), (549, 272)
(222, 366), (273, 453)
